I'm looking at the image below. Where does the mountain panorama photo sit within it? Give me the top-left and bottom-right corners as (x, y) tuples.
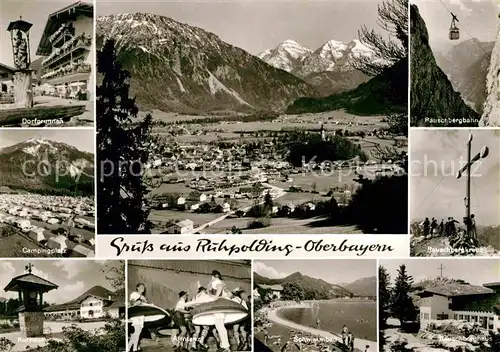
(96, 0), (409, 236)
(410, 0), (500, 126)
(0, 130), (95, 258)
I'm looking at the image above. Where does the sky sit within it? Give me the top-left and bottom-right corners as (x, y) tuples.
(0, 260), (122, 304)
(254, 260), (376, 284)
(0, 129), (95, 153)
(380, 259), (500, 286)
(410, 129), (500, 225)
(413, 0), (499, 54)
(0, 0), (87, 67)
(97, 0), (385, 55)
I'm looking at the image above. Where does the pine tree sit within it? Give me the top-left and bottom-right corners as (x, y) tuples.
(351, 0), (408, 76)
(391, 264), (418, 324)
(379, 265), (391, 350)
(264, 191), (273, 209)
(97, 39), (152, 234)
(379, 266), (391, 328)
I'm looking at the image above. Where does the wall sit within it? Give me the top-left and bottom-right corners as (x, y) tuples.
(80, 296), (104, 319)
(127, 261), (251, 309)
(419, 295), (450, 320)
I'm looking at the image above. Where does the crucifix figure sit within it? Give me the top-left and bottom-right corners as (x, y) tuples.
(456, 133), (488, 241)
(438, 264), (445, 278)
(25, 263), (34, 274)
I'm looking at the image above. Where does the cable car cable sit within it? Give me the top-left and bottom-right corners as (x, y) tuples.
(437, 0), (490, 54)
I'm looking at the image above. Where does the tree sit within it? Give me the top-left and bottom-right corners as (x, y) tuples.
(387, 112), (408, 137)
(327, 197), (340, 220)
(264, 191), (273, 208)
(102, 261), (125, 290)
(391, 264), (418, 324)
(379, 266), (392, 350)
(379, 266), (392, 329)
(97, 39), (153, 234)
(351, 0), (408, 76)
(282, 282), (305, 302)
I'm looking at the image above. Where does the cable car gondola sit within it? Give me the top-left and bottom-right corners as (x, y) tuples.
(449, 12), (460, 40)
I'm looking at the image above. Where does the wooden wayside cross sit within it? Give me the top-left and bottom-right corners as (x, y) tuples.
(456, 133), (489, 238)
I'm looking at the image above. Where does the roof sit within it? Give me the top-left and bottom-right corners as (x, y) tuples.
(257, 284), (284, 291)
(0, 63), (15, 74)
(44, 285), (115, 312)
(4, 273), (58, 293)
(483, 282), (500, 288)
(417, 284), (495, 298)
(72, 244), (94, 256)
(36, 1), (93, 56)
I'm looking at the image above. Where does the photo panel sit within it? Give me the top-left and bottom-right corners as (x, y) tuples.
(379, 258), (500, 351)
(0, 259), (125, 352)
(409, 129), (500, 257)
(0, 0), (94, 127)
(410, 0), (499, 127)
(253, 259), (377, 352)
(96, 0), (408, 236)
(126, 260), (252, 352)
(0, 129), (95, 258)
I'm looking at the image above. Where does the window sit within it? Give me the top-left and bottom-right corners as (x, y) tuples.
(423, 313), (430, 320)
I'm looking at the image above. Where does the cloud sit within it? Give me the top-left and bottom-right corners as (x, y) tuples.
(45, 281), (86, 305)
(449, 0), (473, 16)
(53, 261), (85, 279)
(254, 261), (288, 279)
(0, 262), (17, 299)
(0, 263), (53, 300)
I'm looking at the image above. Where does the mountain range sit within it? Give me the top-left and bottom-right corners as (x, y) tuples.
(434, 39), (494, 112)
(96, 13), (315, 114)
(0, 138), (94, 196)
(410, 5), (480, 126)
(255, 271), (376, 298)
(258, 39), (371, 95)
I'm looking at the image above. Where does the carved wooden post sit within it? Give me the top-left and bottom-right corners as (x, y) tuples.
(13, 70), (33, 108)
(7, 17), (34, 108)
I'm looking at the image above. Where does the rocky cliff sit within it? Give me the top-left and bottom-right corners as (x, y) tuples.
(480, 28), (500, 126)
(410, 5), (479, 126)
(96, 13), (315, 114)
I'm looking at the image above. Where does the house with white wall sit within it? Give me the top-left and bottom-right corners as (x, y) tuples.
(417, 282), (500, 332)
(45, 286), (124, 320)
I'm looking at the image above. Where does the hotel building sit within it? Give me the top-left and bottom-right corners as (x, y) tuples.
(36, 1), (93, 100)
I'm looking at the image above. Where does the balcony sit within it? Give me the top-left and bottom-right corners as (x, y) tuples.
(41, 61), (91, 81)
(42, 33), (92, 68)
(49, 23), (75, 47)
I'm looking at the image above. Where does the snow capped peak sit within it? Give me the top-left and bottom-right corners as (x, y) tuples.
(280, 39), (305, 47)
(260, 36), (376, 75)
(275, 39), (311, 58)
(319, 40), (348, 59)
(258, 39), (311, 72)
(25, 137), (51, 145)
(350, 39), (374, 57)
